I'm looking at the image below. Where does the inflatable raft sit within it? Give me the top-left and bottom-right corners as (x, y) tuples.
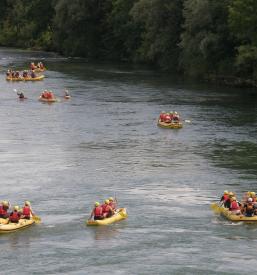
(38, 96), (58, 103)
(86, 208), (128, 226)
(211, 203), (257, 222)
(0, 219), (35, 233)
(157, 119), (183, 129)
(6, 75), (45, 81)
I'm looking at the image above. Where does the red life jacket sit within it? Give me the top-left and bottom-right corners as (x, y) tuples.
(252, 197), (256, 202)
(159, 113), (165, 122)
(94, 206), (103, 217)
(223, 194), (229, 202)
(23, 206), (31, 217)
(0, 206), (7, 215)
(9, 211), (20, 222)
(102, 204), (112, 214)
(164, 115), (171, 123)
(230, 201), (240, 210)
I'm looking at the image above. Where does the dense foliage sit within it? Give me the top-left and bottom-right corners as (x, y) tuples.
(0, 0), (257, 84)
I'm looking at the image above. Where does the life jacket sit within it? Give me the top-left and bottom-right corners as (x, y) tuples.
(223, 194), (229, 202)
(230, 201), (240, 211)
(23, 206), (31, 217)
(252, 197), (256, 202)
(159, 113), (165, 122)
(164, 115), (171, 123)
(0, 206), (7, 216)
(94, 206), (103, 217)
(9, 211), (20, 222)
(102, 204), (112, 214)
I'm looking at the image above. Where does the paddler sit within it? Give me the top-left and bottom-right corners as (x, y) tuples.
(108, 197), (117, 211)
(224, 192), (234, 208)
(229, 197), (241, 214)
(242, 198), (256, 217)
(159, 111), (166, 122)
(9, 206), (21, 223)
(0, 201), (10, 219)
(102, 199), (114, 218)
(89, 202), (103, 220)
(220, 190), (229, 205)
(21, 201), (33, 219)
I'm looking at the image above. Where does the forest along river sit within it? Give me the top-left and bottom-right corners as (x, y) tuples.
(0, 48), (257, 274)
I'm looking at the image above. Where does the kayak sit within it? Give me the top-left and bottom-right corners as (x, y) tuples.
(157, 119), (183, 129)
(38, 96), (58, 103)
(211, 203), (257, 222)
(0, 219), (35, 233)
(86, 208), (128, 226)
(6, 75), (45, 81)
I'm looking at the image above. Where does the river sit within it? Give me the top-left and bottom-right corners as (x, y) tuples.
(0, 48), (257, 274)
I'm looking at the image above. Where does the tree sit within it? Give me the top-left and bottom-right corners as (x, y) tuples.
(180, 0), (235, 77)
(130, 0), (184, 71)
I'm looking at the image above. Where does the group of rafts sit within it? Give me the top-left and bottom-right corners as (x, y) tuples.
(0, 198), (127, 233)
(6, 62), (70, 103)
(211, 191), (257, 222)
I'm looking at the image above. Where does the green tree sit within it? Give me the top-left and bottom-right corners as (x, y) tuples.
(229, 0), (257, 78)
(130, 0), (184, 71)
(180, 0), (234, 77)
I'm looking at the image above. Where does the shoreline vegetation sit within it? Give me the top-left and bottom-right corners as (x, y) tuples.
(0, 0), (256, 88)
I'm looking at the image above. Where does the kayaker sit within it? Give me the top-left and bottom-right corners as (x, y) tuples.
(102, 199), (114, 218)
(220, 190), (229, 205)
(242, 198), (255, 217)
(90, 202), (103, 220)
(0, 201), (10, 219)
(22, 201), (33, 219)
(229, 197), (241, 214)
(9, 206), (21, 223)
(109, 197), (117, 211)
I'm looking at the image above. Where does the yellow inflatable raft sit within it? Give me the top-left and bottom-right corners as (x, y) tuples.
(6, 75), (45, 81)
(86, 208), (128, 226)
(0, 219), (35, 233)
(38, 96), (58, 103)
(211, 203), (257, 222)
(157, 119), (183, 129)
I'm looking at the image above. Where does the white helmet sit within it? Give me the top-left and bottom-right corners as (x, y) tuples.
(248, 198), (253, 202)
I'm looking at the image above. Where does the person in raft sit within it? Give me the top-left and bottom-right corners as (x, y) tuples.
(101, 199), (114, 218)
(21, 201), (33, 219)
(0, 201), (10, 219)
(9, 206), (21, 223)
(90, 202), (104, 220)
(220, 190), (229, 205)
(30, 62), (36, 70)
(229, 197), (241, 215)
(108, 197), (117, 211)
(172, 111), (180, 123)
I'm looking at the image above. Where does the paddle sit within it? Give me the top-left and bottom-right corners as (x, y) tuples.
(184, 119), (191, 123)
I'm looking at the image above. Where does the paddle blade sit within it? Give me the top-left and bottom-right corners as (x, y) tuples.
(33, 215), (41, 224)
(184, 120), (191, 123)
